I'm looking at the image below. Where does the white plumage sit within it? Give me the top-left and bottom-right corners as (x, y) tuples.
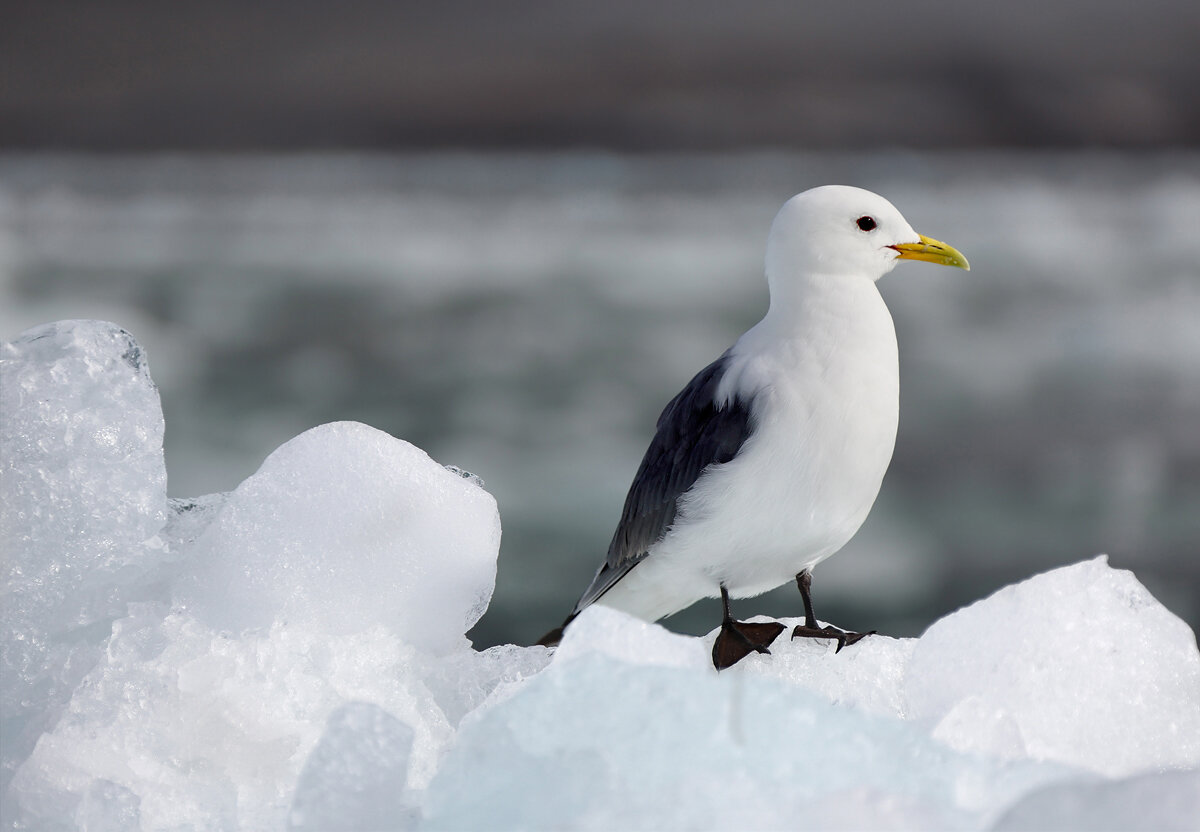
(600, 267), (899, 620)
(551, 185), (969, 664)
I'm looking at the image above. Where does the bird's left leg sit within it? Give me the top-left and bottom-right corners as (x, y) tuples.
(711, 585), (786, 670)
(790, 569), (875, 652)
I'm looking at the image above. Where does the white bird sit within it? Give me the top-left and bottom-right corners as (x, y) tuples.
(541, 185), (969, 669)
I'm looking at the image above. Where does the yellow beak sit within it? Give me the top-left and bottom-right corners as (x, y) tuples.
(890, 234), (970, 271)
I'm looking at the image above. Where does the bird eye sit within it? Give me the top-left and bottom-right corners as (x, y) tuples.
(856, 216), (877, 232)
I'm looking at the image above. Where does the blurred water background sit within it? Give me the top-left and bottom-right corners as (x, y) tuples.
(3, 151), (1198, 646)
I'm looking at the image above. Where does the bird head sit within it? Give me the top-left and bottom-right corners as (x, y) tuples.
(765, 185), (969, 287)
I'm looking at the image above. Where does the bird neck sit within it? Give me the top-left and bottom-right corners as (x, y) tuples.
(761, 271), (886, 339)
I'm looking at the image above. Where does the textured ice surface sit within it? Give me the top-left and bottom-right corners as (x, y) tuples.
(425, 653), (1064, 831)
(9, 611), (451, 830)
(425, 564), (1200, 830)
(905, 556), (1200, 776)
(4, 320), (1199, 830)
(1, 321), (167, 794)
(1, 321), (531, 829)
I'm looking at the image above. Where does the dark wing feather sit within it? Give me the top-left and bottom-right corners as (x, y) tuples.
(572, 351), (755, 614)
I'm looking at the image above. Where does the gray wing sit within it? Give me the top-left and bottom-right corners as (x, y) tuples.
(572, 351), (755, 614)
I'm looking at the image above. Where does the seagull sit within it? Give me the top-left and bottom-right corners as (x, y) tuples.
(540, 185), (969, 669)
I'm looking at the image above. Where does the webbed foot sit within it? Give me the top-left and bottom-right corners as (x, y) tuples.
(712, 619), (786, 670)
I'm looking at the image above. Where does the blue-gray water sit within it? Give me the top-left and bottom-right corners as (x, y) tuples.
(3, 152), (1198, 646)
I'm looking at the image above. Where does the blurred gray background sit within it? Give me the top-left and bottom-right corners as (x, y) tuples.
(2, 1), (1198, 646)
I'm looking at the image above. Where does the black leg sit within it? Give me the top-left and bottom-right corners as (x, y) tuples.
(790, 569), (875, 652)
(797, 569), (819, 629)
(711, 585), (786, 671)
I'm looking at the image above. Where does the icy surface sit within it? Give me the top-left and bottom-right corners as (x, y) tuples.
(426, 570), (1200, 830)
(1, 321), (167, 794)
(3, 321), (1200, 830)
(991, 768), (1200, 832)
(175, 419), (501, 654)
(426, 654), (1057, 831)
(905, 556), (1200, 775)
(288, 702), (420, 831)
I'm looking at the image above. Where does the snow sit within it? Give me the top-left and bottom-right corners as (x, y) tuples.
(3, 320), (1199, 830)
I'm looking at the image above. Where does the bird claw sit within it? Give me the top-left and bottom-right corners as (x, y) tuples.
(791, 624), (874, 652)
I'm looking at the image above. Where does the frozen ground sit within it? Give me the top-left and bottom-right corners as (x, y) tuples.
(3, 320), (1198, 830)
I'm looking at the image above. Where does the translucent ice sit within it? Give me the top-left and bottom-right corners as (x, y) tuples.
(175, 420), (501, 655)
(992, 768), (1200, 832)
(423, 653), (1069, 830)
(8, 609), (452, 830)
(421, 642), (553, 727)
(905, 556), (1200, 776)
(560, 603), (915, 719)
(288, 702), (420, 831)
(554, 603), (711, 669)
(1, 321), (167, 793)
(3, 321), (520, 828)
(423, 559), (1200, 830)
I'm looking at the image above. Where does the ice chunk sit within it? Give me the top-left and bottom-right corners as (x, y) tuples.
(991, 768), (1200, 832)
(175, 421), (501, 654)
(75, 779), (142, 832)
(736, 619), (918, 720)
(162, 493), (228, 553)
(424, 563), (1198, 829)
(904, 557), (1200, 776)
(554, 603), (711, 668)
(422, 643), (553, 727)
(557, 604), (916, 718)
(288, 702), (420, 831)
(442, 465), (485, 489)
(423, 653), (1072, 831)
(930, 696), (1028, 760)
(1, 320), (167, 793)
(8, 609), (454, 831)
(8, 616), (552, 830)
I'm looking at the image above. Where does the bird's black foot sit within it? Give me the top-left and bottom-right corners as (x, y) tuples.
(712, 618), (787, 670)
(790, 623), (875, 653)
(790, 568), (876, 653)
(711, 585), (784, 670)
